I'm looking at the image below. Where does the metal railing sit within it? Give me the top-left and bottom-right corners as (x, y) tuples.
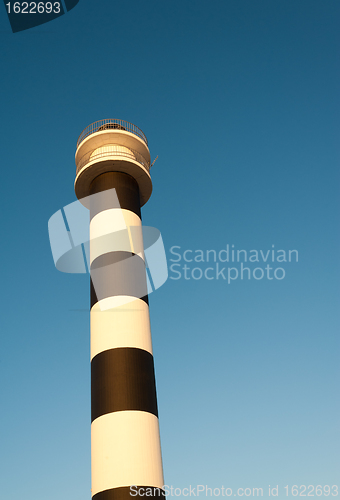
(77, 119), (148, 148)
(76, 147), (151, 175)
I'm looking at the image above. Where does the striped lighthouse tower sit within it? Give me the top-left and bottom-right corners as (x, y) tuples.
(74, 120), (164, 500)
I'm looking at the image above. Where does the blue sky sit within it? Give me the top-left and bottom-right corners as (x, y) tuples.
(0, 1), (339, 498)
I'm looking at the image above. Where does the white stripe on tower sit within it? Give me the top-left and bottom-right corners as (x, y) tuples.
(74, 121), (164, 500)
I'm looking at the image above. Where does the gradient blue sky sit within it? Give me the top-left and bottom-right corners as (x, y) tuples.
(0, 1), (339, 499)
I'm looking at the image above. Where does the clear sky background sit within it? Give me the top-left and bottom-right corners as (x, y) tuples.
(0, 1), (339, 499)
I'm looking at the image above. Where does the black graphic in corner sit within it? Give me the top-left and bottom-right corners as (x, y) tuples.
(3, 0), (80, 33)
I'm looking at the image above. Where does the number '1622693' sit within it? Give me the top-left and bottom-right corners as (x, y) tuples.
(284, 485), (338, 496)
(5, 2), (61, 14)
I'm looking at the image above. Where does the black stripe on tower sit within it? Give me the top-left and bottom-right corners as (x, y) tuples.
(89, 171), (141, 219)
(93, 486), (165, 500)
(91, 347), (158, 421)
(90, 252), (149, 307)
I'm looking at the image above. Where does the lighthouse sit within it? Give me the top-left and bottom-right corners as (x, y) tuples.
(74, 119), (164, 500)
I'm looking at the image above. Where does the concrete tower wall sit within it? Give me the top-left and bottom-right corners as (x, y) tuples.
(90, 172), (164, 499)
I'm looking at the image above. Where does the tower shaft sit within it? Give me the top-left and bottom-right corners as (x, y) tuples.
(90, 172), (163, 499)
